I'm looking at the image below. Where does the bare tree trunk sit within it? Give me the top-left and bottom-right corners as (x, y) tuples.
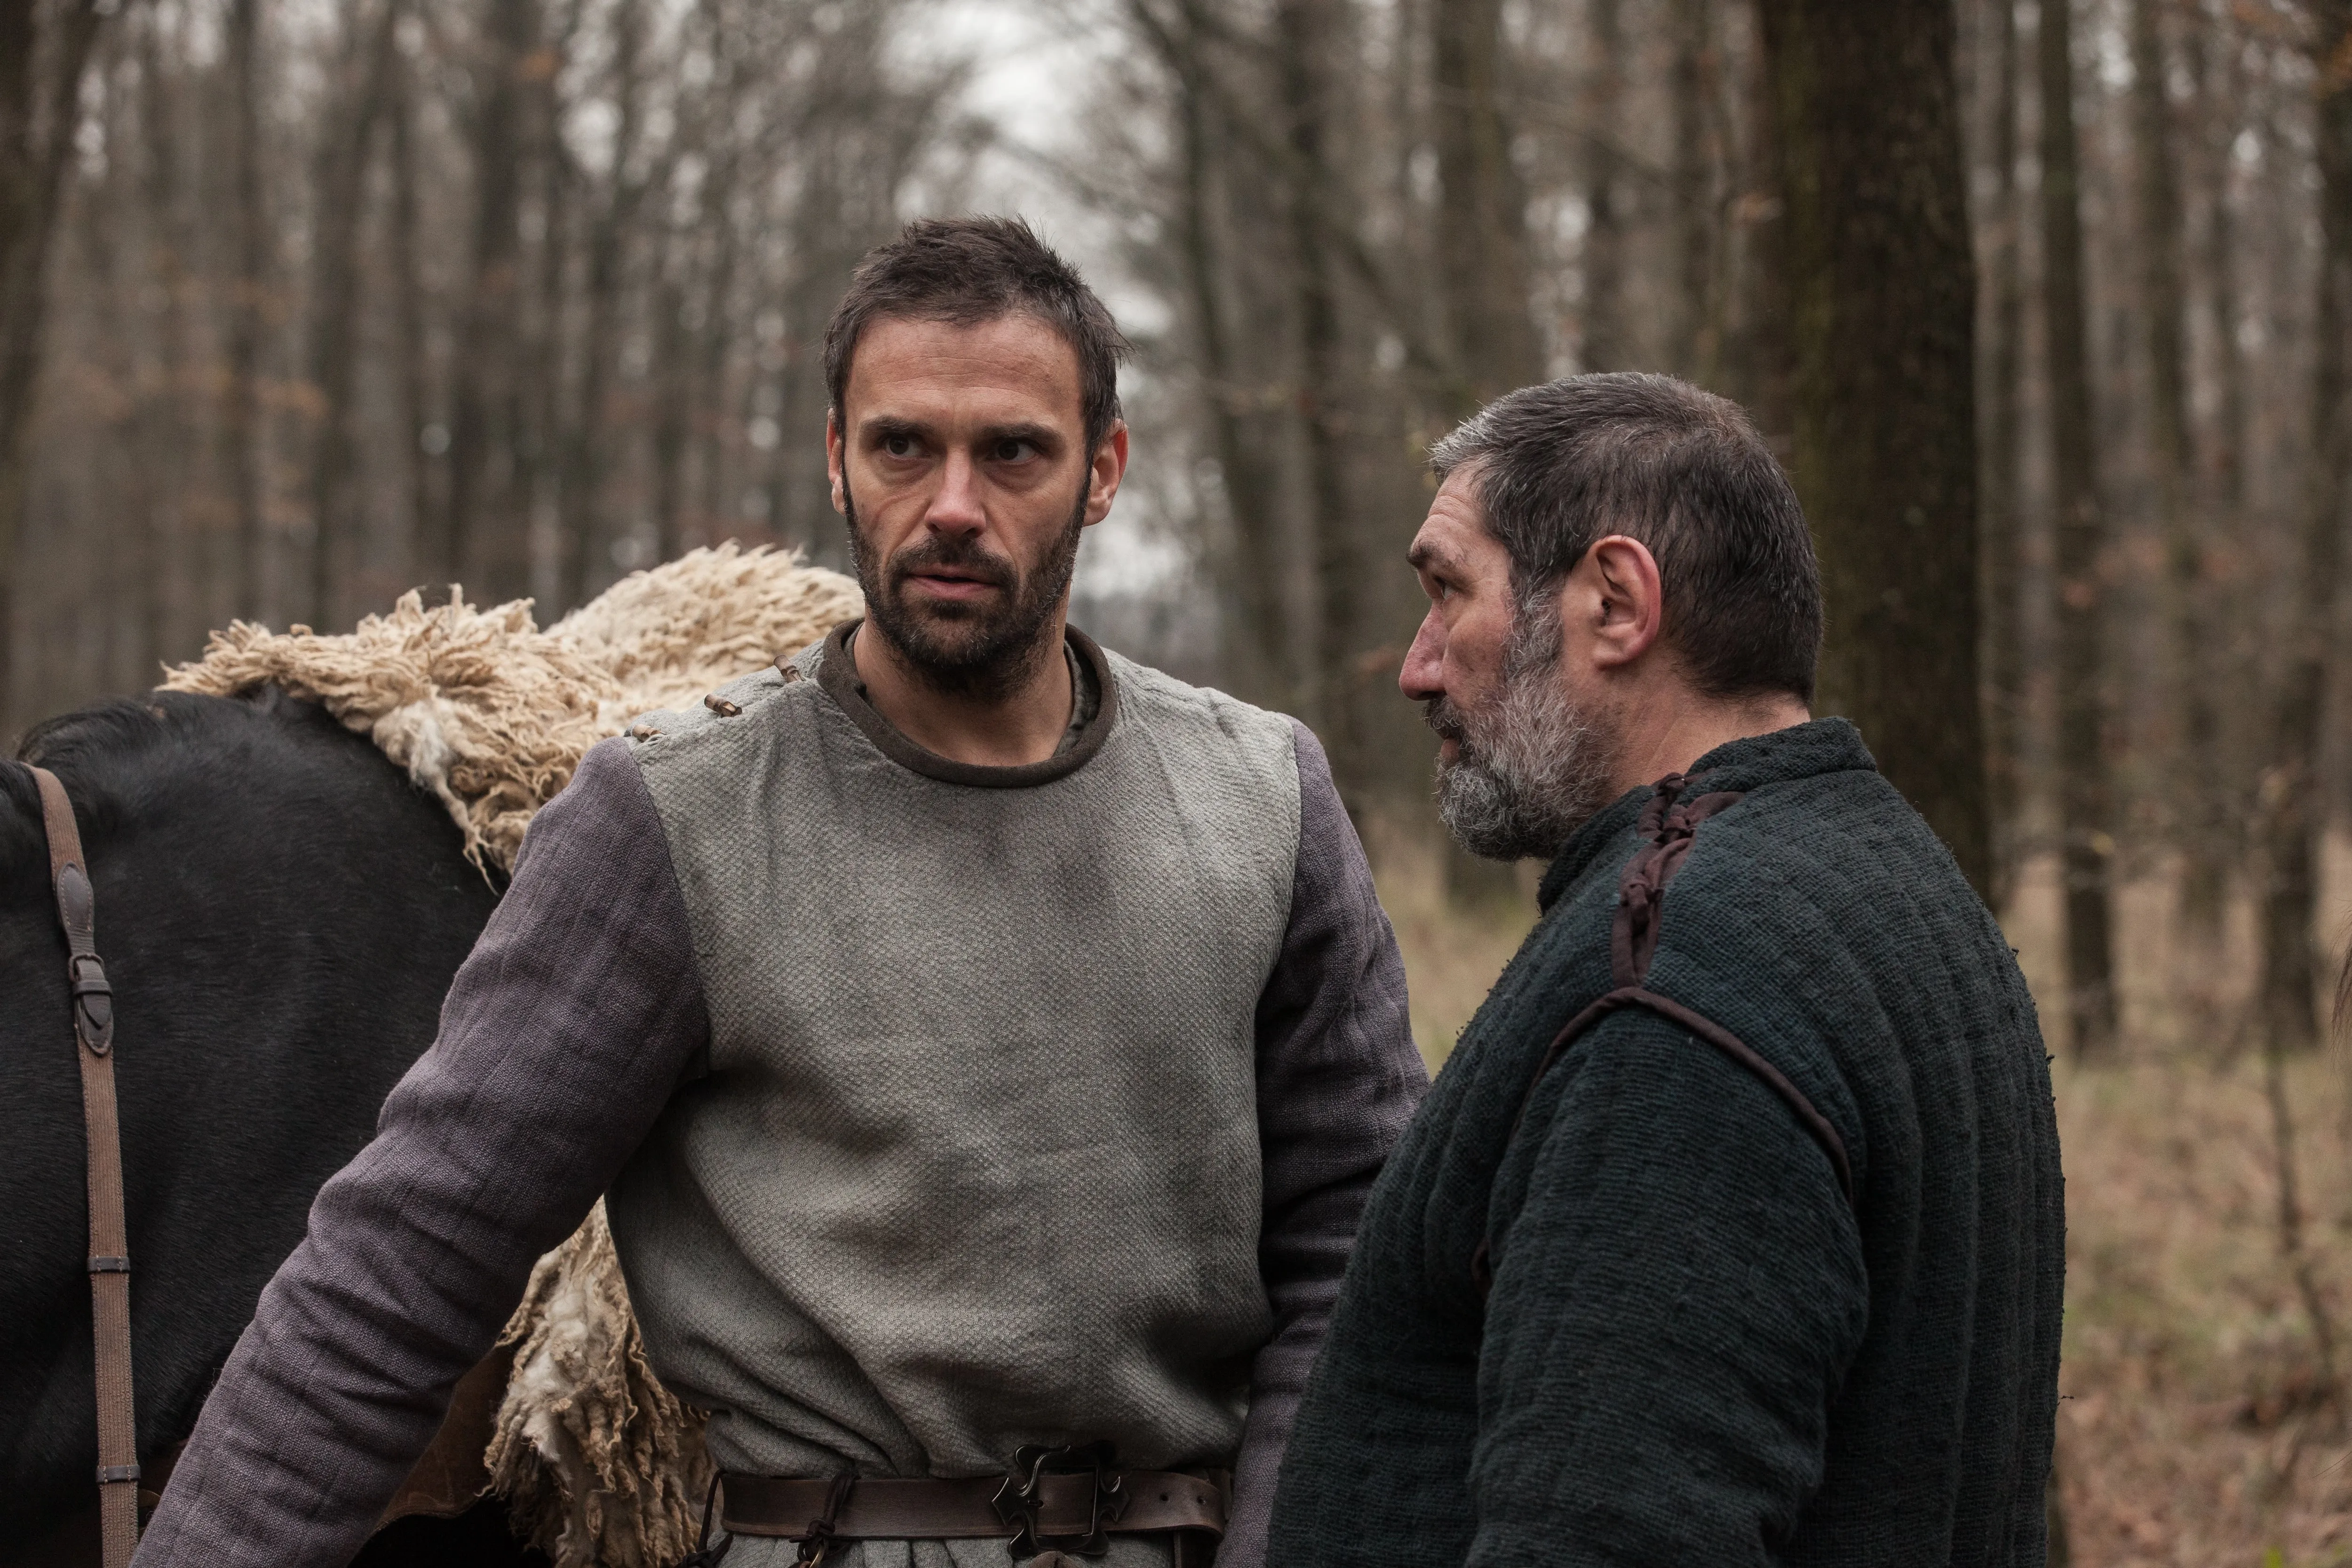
(1727, 11), (1792, 445)
(659, 200), (724, 564)
(689, 148), (740, 550)
(2200, 14), (2249, 523)
(2263, 1026), (2340, 1394)
(526, 49), (572, 599)
(1978, 0), (2026, 909)
(303, 0), (403, 631)
(2037, 0), (2119, 1057)
(1135, 0), (1289, 705)
(1430, 0), (1537, 405)
(441, 0), (541, 602)
(2196, 5), (2255, 947)
(224, 0), (271, 622)
(1669, 0), (1715, 380)
(390, 37), (434, 593)
(0, 0), (104, 721)
(2132, 0), (2221, 943)
(90, 42), (152, 692)
(2256, 2), (2352, 1054)
(1582, 0), (1625, 372)
(557, 0), (648, 611)
(1275, 0), (1356, 767)
(133, 8), (188, 680)
(1758, 0), (1990, 897)
(649, 203), (700, 565)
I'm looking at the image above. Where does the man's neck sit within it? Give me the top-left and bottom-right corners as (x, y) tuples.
(1607, 685), (1813, 798)
(850, 615), (1076, 768)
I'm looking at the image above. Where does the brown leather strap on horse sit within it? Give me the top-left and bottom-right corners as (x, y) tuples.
(32, 766), (142, 1568)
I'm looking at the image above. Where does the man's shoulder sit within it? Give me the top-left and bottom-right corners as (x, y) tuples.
(1099, 646), (1302, 772)
(1681, 764), (1986, 937)
(614, 645), (834, 783)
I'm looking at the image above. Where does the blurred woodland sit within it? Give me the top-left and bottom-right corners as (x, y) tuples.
(11, 0), (2352, 1050)
(12, 0), (2352, 1556)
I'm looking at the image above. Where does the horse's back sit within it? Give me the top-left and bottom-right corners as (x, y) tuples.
(0, 690), (503, 1550)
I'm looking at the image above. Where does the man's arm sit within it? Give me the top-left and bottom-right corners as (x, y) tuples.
(1470, 1008), (1868, 1567)
(1224, 720), (1429, 1568)
(134, 738), (708, 1568)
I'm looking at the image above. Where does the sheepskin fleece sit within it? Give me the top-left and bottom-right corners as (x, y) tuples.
(162, 542), (864, 872)
(485, 1201), (713, 1568)
(162, 543), (862, 1566)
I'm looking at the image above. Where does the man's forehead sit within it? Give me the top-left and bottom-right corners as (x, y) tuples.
(1411, 482), (1503, 569)
(845, 313), (1082, 424)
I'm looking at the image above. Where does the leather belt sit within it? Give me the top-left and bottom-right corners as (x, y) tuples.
(719, 1470), (1227, 1542)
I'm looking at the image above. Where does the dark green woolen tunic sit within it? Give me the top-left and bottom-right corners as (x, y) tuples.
(1268, 718), (2064, 1567)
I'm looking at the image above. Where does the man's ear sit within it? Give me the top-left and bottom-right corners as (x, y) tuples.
(826, 411), (847, 516)
(1586, 535), (1665, 670)
(1084, 420), (1131, 528)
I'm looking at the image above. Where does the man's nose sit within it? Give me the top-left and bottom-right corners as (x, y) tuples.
(1400, 608), (1446, 701)
(927, 450), (986, 536)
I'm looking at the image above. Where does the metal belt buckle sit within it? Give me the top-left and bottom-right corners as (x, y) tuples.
(992, 1441), (1126, 1561)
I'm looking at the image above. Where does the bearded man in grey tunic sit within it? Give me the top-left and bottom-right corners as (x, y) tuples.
(134, 217), (1425, 1568)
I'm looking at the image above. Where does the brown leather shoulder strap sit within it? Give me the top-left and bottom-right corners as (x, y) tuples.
(1473, 773), (1855, 1297)
(30, 766), (141, 1566)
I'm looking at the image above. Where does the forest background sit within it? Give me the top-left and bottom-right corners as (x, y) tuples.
(5, 0), (2352, 1559)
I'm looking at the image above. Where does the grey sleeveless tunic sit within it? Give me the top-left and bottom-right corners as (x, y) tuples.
(606, 627), (1303, 1565)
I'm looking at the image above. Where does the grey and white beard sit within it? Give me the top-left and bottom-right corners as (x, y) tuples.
(1428, 629), (1618, 862)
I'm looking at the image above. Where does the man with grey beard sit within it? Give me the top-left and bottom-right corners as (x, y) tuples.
(1268, 373), (2064, 1567)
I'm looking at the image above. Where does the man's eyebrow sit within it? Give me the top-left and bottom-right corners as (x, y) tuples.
(858, 414), (929, 442)
(975, 421), (1061, 448)
(1407, 540), (1462, 573)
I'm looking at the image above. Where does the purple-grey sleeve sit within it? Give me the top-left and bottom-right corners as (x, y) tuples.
(1223, 719), (1429, 1568)
(132, 738), (708, 1568)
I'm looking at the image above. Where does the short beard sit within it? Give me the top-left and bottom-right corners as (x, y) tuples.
(1425, 601), (1618, 861)
(846, 478), (1088, 703)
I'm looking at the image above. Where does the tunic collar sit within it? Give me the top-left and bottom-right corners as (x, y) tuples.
(812, 618), (1121, 788)
(1537, 716), (1879, 910)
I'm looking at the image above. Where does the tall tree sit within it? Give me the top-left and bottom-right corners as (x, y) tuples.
(440, 0), (544, 603)
(303, 0), (405, 631)
(2255, 0), (2352, 1051)
(2038, 0), (2120, 1056)
(0, 0), (104, 719)
(389, 30), (434, 593)
(1756, 0), (1991, 896)
(1668, 0), (1715, 379)
(131, 7), (191, 679)
(1274, 0), (1359, 769)
(556, 0), (651, 611)
(2133, 0), (2225, 940)
(223, 0), (271, 621)
(1978, 0), (2026, 906)
(1430, 0), (1538, 406)
(1130, 0), (1291, 708)
(1582, 0), (1625, 371)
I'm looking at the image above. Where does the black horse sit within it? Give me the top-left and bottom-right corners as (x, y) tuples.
(1, 689), (538, 1565)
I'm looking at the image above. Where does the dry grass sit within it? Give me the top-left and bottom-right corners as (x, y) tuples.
(1371, 834), (2352, 1566)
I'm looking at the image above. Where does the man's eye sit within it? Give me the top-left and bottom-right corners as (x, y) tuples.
(992, 438), (1034, 462)
(883, 435), (916, 458)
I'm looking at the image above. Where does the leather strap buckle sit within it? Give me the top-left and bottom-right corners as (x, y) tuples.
(68, 952), (114, 1053)
(992, 1442), (1125, 1561)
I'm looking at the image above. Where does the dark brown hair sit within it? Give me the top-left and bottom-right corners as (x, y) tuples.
(1430, 372), (1824, 703)
(823, 215), (1129, 452)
